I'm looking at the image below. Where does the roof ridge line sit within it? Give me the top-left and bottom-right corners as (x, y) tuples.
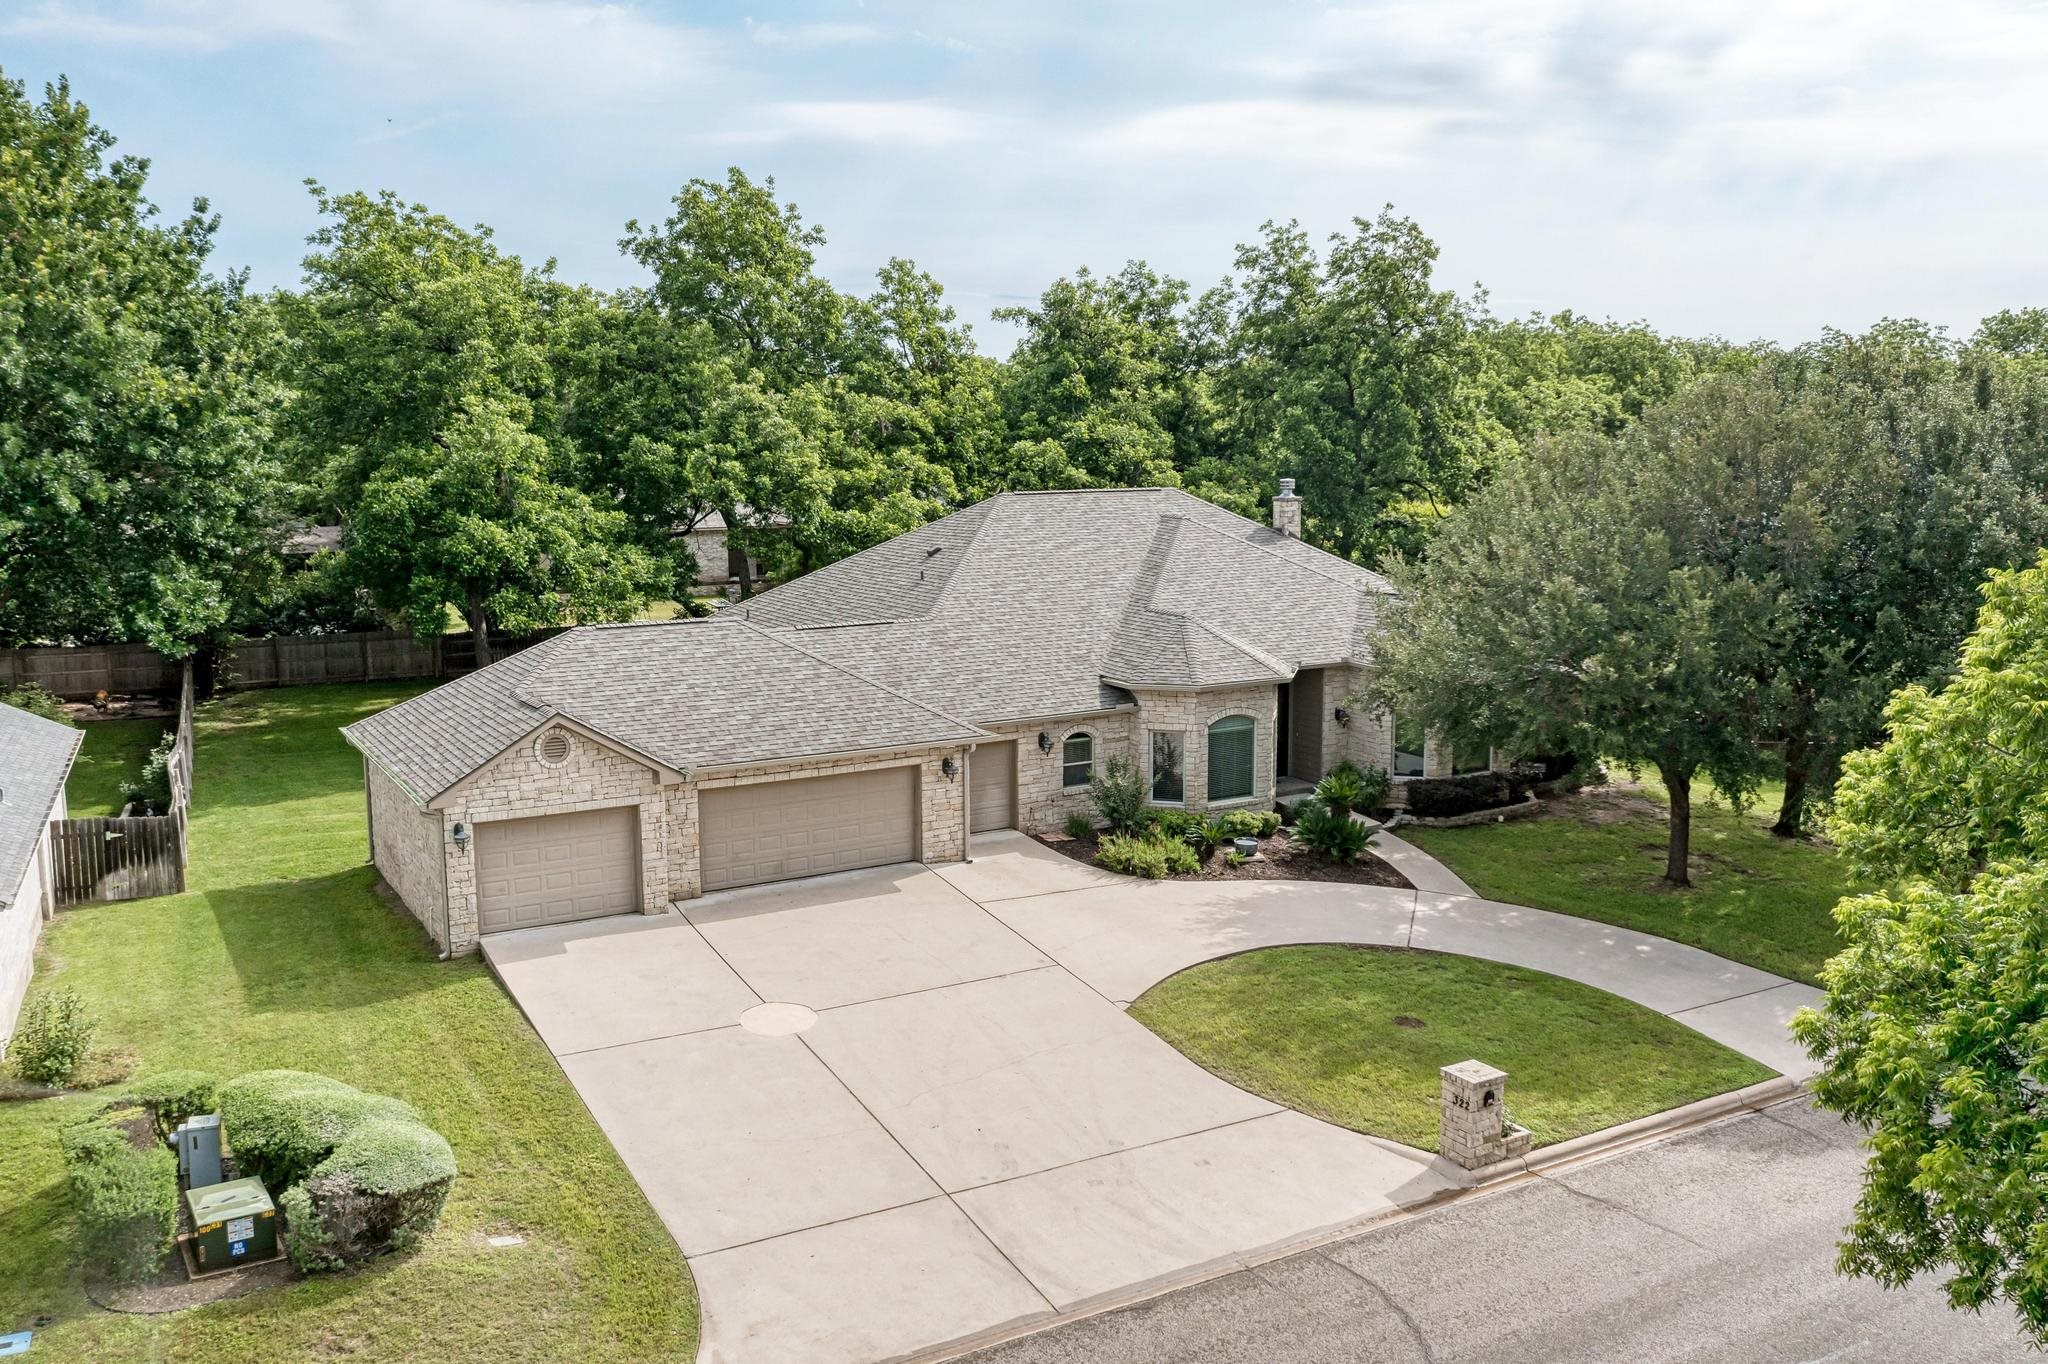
(1163, 488), (1393, 594)
(1185, 616), (1289, 678)
(732, 617), (986, 738)
(742, 497), (998, 626)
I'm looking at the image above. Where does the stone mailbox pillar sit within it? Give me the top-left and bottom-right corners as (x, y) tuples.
(1440, 1059), (1532, 1170)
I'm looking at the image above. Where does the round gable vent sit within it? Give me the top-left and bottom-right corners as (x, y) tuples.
(536, 728), (574, 767)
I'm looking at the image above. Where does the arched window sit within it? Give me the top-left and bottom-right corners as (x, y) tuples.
(1061, 732), (1094, 788)
(1206, 715), (1255, 801)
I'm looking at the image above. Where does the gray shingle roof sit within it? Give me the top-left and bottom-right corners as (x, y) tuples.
(344, 488), (1395, 792)
(342, 616), (985, 803)
(0, 703), (84, 909)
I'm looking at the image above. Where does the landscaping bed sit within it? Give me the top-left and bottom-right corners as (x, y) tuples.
(1131, 944), (1776, 1152)
(1041, 827), (1413, 888)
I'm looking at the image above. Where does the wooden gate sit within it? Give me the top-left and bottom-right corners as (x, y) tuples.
(49, 811), (188, 905)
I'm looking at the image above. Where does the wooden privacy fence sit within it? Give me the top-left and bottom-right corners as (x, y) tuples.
(51, 664), (195, 907)
(5, 628), (559, 701)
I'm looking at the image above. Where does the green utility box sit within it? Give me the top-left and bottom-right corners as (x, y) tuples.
(186, 1178), (278, 1270)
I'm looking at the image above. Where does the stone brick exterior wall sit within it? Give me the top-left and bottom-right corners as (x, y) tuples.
(1129, 684), (1279, 816)
(979, 712), (1139, 835)
(365, 759), (450, 950)
(439, 727), (668, 953)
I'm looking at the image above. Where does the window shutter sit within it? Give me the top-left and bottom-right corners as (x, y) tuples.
(1207, 717), (1255, 800)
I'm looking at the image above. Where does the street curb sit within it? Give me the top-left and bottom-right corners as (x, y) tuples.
(904, 1075), (1811, 1364)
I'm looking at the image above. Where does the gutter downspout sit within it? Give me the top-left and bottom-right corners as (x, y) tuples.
(961, 743), (976, 865)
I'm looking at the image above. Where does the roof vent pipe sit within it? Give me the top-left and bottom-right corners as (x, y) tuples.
(1272, 478), (1302, 539)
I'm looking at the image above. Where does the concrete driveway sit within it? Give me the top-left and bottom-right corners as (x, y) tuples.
(483, 831), (1818, 1364)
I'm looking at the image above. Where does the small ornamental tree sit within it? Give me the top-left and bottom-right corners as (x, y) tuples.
(1794, 553), (2048, 1345)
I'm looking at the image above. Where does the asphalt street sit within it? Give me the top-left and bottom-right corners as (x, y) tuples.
(964, 1098), (2029, 1364)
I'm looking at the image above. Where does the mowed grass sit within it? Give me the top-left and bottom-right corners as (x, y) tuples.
(1132, 945), (1776, 1151)
(1, 683), (698, 1363)
(62, 716), (167, 816)
(1399, 774), (1848, 984)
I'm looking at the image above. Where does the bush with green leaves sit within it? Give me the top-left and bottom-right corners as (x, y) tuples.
(1297, 802), (1371, 863)
(219, 1070), (455, 1270)
(5, 988), (97, 1086)
(60, 1105), (177, 1284)
(1088, 756), (1148, 834)
(1063, 812), (1093, 839)
(125, 1070), (220, 1142)
(1096, 831), (1200, 879)
(1402, 771), (1515, 817)
(1, 682), (71, 725)
(119, 730), (180, 813)
(1216, 809), (1265, 839)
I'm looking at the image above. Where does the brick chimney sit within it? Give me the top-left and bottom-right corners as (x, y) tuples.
(1271, 478), (1302, 539)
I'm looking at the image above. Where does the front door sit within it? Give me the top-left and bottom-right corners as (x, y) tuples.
(1287, 669), (1325, 781)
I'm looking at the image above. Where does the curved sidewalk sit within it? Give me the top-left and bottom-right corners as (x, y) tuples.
(940, 831), (1822, 1080)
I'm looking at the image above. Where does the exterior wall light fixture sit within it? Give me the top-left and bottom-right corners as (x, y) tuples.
(1333, 707), (1352, 727)
(941, 757), (957, 780)
(451, 821), (472, 851)
(1037, 731), (1053, 753)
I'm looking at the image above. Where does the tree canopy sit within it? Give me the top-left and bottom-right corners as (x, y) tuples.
(1795, 554), (2048, 1343)
(0, 75), (281, 655)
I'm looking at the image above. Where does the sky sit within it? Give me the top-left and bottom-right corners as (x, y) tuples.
(8, 0), (2048, 354)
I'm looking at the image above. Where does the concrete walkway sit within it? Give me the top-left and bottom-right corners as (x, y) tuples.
(483, 830), (1820, 1364)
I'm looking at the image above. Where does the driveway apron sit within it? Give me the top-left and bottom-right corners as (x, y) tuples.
(484, 831), (1817, 1364)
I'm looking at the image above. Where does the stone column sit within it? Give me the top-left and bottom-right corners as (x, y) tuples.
(1440, 1059), (1532, 1170)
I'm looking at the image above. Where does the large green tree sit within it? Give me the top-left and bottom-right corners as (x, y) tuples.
(1794, 554), (2048, 1345)
(1215, 210), (1493, 560)
(286, 186), (656, 658)
(0, 74), (282, 655)
(1364, 407), (1785, 885)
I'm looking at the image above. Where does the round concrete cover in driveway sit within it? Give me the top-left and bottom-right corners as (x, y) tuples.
(739, 1001), (817, 1036)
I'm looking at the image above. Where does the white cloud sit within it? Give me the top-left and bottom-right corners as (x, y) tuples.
(5, 0), (700, 104)
(746, 20), (878, 48)
(1084, 98), (1440, 167)
(714, 99), (1000, 149)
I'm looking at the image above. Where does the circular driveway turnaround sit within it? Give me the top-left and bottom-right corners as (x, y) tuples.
(738, 1001), (817, 1036)
(482, 831), (1822, 1364)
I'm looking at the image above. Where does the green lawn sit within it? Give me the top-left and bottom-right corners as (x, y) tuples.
(63, 717), (168, 817)
(1399, 775), (1849, 984)
(2, 684), (697, 1363)
(1132, 945), (1776, 1151)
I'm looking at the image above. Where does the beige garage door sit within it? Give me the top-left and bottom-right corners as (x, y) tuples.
(970, 741), (1016, 833)
(700, 766), (919, 892)
(475, 806), (640, 934)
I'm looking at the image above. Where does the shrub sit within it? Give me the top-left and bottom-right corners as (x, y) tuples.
(1062, 812), (1093, 839)
(120, 730), (180, 813)
(6, 989), (97, 1086)
(1217, 809), (1266, 839)
(1314, 765), (1367, 817)
(1297, 803), (1371, 863)
(219, 1070), (425, 1190)
(1089, 757), (1148, 834)
(1350, 764), (1391, 813)
(1096, 832), (1199, 879)
(281, 1117), (457, 1269)
(126, 1070), (219, 1143)
(220, 1070), (455, 1271)
(1, 682), (71, 725)
(1403, 771), (1516, 817)
(61, 1105), (177, 1284)
(1283, 795), (1322, 826)
(1225, 850), (1248, 868)
(1256, 810), (1282, 837)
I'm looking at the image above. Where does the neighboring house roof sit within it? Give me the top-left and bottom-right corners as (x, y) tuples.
(282, 524), (345, 555)
(343, 488), (1395, 798)
(341, 616), (985, 805)
(687, 506), (793, 534)
(0, 703), (84, 910)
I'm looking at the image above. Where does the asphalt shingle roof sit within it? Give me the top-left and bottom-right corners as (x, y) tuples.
(342, 616), (984, 803)
(345, 488), (1396, 792)
(0, 703), (83, 909)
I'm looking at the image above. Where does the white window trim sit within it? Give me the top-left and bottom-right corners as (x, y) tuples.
(1204, 713), (1259, 805)
(1146, 729), (1187, 807)
(1060, 730), (1095, 789)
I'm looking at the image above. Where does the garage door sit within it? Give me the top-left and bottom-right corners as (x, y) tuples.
(970, 741), (1016, 832)
(476, 806), (640, 934)
(700, 766), (919, 892)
